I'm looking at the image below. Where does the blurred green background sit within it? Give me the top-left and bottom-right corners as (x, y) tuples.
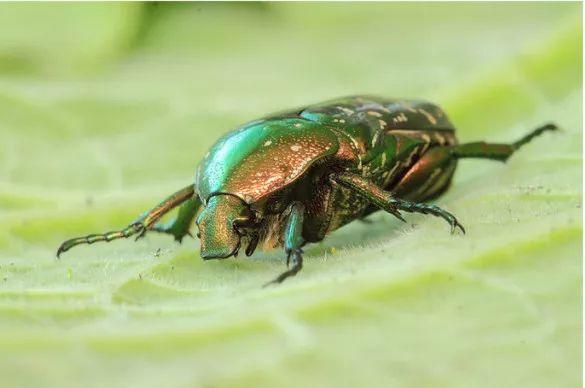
(0, 2), (581, 387)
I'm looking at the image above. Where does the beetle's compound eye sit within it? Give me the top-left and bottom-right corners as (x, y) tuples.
(196, 194), (249, 260)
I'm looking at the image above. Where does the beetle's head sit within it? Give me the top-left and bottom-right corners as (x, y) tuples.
(196, 194), (253, 259)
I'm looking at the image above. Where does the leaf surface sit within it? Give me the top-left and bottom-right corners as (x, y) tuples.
(0, 3), (581, 388)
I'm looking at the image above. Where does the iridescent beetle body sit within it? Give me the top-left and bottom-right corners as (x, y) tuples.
(58, 96), (557, 284)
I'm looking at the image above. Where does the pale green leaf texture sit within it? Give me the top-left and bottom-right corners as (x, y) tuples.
(0, 3), (581, 388)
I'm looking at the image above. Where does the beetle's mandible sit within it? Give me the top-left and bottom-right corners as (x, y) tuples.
(57, 96), (557, 285)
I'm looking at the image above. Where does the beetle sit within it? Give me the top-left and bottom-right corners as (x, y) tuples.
(57, 96), (557, 285)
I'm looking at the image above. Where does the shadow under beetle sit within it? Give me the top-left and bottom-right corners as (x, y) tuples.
(57, 96), (557, 285)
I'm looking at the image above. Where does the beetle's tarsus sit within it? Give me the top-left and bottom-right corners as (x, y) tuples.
(285, 247), (303, 267)
(395, 201), (464, 235)
(264, 248), (303, 287)
(56, 223), (144, 257)
(512, 122), (559, 150)
(452, 122), (559, 162)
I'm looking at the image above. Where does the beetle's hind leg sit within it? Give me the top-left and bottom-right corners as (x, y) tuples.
(452, 122), (558, 161)
(57, 184), (196, 257)
(389, 123), (559, 202)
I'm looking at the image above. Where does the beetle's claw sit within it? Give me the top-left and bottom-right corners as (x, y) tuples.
(56, 242), (68, 258)
(450, 219), (465, 235)
(394, 211), (407, 223)
(388, 207), (406, 223)
(457, 221), (466, 234)
(263, 248), (303, 287)
(56, 237), (85, 258)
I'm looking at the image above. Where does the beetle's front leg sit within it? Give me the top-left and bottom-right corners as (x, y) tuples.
(264, 202), (305, 286)
(332, 172), (465, 234)
(57, 184), (196, 257)
(149, 196), (201, 242)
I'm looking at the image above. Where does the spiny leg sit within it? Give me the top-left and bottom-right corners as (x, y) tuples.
(57, 184), (196, 257)
(332, 172), (464, 234)
(389, 199), (465, 234)
(264, 201), (305, 286)
(452, 122), (558, 161)
(149, 195), (202, 242)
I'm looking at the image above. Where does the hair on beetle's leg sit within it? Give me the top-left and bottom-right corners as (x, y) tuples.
(56, 184), (196, 257)
(452, 122), (558, 162)
(332, 172), (464, 234)
(264, 202), (305, 286)
(149, 196), (201, 242)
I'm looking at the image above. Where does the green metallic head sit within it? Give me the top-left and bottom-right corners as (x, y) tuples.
(196, 194), (251, 259)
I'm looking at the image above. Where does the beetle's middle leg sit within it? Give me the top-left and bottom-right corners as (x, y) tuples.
(332, 172), (465, 234)
(264, 201), (305, 286)
(57, 184), (197, 257)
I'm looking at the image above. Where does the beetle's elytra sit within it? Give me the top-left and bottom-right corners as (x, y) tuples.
(57, 96), (557, 284)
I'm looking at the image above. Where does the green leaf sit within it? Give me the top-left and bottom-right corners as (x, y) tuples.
(0, 3), (581, 387)
(0, 3), (142, 74)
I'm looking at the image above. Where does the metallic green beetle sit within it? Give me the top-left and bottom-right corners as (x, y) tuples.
(57, 96), (557, 284)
